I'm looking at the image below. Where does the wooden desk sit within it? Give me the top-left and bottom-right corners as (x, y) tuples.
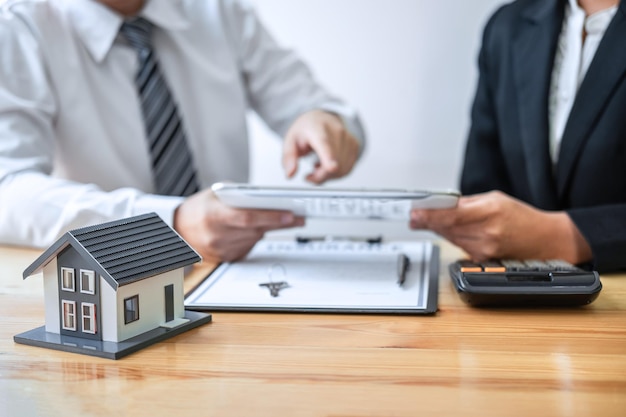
(1, 242), (625, 417)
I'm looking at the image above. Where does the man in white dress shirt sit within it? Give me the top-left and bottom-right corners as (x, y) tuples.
(0, 0), (365, 261)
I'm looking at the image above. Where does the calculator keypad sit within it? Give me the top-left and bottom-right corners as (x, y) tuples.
(458, 259), (581, 273)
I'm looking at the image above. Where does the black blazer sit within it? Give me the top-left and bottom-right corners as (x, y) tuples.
(460, 0), (626, 272)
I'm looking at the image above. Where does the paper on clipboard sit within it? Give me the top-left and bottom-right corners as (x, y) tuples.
(184, 239), (439, 314)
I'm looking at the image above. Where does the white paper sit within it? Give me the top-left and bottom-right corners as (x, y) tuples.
(185, 239), (434, 311)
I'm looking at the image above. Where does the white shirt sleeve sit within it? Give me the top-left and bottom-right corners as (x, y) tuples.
(0, 17), (182, 248)
(223, 0), (366, 145)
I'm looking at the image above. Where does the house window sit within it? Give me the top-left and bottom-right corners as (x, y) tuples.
(80, 270), (95, 294)
(124, 295), (140, 324)
(81, 303), (97, 334)
(62, 300), (77, 331)
(61, 267), (75, 292)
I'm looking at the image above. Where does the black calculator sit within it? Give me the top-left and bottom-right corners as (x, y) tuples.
(449, 259), (602, 307)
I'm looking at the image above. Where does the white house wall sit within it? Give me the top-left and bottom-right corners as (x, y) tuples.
(113, 269), (185, 343)
(100, 276), (118, 343)
(42, 259), (60, 334)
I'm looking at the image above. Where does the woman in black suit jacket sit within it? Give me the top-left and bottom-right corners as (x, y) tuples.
(411, 0), (626, 273)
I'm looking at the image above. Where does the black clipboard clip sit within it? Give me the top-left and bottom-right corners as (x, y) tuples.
(295, 235), (383, 245)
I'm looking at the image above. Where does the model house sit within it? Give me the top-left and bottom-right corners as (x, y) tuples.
(14, 213), (212, 359)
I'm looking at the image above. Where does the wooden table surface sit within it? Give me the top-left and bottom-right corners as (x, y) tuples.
(1, 241), (625, 417)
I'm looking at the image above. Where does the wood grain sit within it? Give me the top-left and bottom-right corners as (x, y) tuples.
(1, 242), (625, 417)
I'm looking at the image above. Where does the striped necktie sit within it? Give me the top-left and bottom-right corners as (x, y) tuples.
(120, 17), (200, 197)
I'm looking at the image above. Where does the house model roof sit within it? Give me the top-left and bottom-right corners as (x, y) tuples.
(23, 213), (201, 289)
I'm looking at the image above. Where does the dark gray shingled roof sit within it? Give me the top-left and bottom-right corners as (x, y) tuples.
(23, 213), (201, 289)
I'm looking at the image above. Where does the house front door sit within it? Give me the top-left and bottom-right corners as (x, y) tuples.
(164, 284), (174, 322)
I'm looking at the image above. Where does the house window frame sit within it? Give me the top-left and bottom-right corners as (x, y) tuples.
(62, 300), (77, 331)
(80, 269), (95, 295)
(124, 295), (140, 324)
(81, 302), (97, 334)
(61, 267), (75, 292)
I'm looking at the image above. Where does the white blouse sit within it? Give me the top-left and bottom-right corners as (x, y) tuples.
(548, 0), (617, 164)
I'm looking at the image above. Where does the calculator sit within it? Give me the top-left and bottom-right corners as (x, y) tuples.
(449, 259), (602, 307)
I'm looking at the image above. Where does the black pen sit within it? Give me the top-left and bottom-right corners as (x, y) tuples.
(397, 253), (410, 287)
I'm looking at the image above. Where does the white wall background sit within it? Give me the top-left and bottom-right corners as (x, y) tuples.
(247, 0), (507, 237)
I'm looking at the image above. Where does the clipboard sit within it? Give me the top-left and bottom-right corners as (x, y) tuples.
(211, 182), (460, 220)
(184, 238), (439, 315)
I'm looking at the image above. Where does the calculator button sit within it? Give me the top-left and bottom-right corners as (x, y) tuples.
(480, 261), (506, 273)
(500, 260), (526, 271)
(545, 259), (580, 271)
(459, 260), (482, 272)
(522, 260), (554, 271)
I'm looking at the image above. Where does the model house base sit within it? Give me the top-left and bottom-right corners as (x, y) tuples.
(14, 310), (212, 360)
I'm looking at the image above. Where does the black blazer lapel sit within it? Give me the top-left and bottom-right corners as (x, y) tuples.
(557, 2), (626, 197)
(512, 0), (563, 209)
